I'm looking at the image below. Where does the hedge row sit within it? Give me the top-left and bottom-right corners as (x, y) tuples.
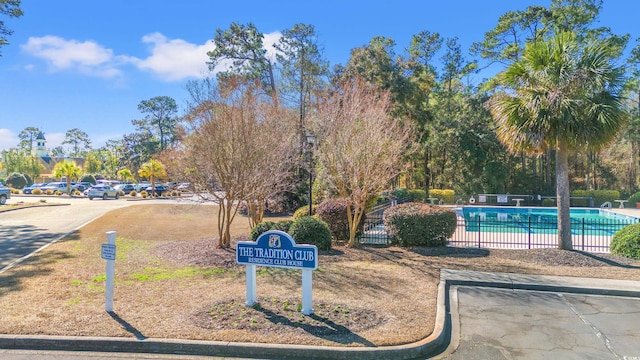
(570, 190), (620, 207)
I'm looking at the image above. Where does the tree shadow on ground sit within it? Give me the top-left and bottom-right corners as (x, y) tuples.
(0, 250), (72, 297)
(575, 251), (640, 269)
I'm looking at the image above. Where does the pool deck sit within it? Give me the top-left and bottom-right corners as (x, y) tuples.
(610, 207), (640, 218)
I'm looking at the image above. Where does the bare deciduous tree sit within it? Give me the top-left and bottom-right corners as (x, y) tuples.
(183, 78), (297, 248)
(312, 77), (415, 247)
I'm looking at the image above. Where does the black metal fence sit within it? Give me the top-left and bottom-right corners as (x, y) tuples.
(448, 216), (637, 253)
(358, 205), (637, 253)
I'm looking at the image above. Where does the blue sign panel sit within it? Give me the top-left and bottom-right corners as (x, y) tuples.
(236, 230), (318, 270)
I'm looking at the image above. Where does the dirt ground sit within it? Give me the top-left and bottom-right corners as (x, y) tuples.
(0, 204), (639, 347)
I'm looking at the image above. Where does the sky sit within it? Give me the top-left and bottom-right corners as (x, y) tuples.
(1, 1), (639, 153)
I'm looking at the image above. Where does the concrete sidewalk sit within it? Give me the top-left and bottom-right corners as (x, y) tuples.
(1, 270), (639, 359)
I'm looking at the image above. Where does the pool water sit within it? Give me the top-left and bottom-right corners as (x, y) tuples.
(459, 207), (639, 235)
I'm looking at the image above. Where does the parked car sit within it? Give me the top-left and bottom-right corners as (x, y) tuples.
(0, 181), (10, 205)
(176, 182), (191, 192)
(23, 182), (47, 194)
(40, 182), (70, 194)
(72, 182), (93, 192)
(88, 185), (120, 200)
(114, 184), (136, 193)
(145, 184), (168, 196)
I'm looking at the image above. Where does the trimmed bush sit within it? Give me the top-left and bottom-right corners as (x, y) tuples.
(384, 202), (456, 247)
(289, 216), (332, 250)
(627, 192), (640, 208)
(391, 188), (409, 201)
(408, 189), (426, 203)
(250, 221), (276, 241)
(32, 188), (43, 195)
(129, 190), (137, 197)
(316, 198), (364, 242)
(429, 189), (455, 204)
(45, 189), (53, 195)
(273, 220), (294, 233)
(6, 173), (28, 189)
(141, 190), (148, 198)
(249, 220), (295, 241)
(119, 190), (125, 196)
(293, 205), (316, 220)
(610, 223), (640, 259)
(571, 189), (620, 207)
(73, 190), (82, 196)
(542, 198), (555, 207)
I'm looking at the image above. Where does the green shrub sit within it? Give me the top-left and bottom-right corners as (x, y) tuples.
(6, 173), (28, 189)
(571, 190), (620, 207)
(391, 188), (409, 201)
(80, 174), (97, 185)
(293, 205), (316, 220)
(250, 220), (295, 241)
(429, 189), (455, 204)
(250, 221), (276, 241)
(384, 202), (456, 247)
(610, 223), (640, 259)
(627, 192), (640, 208)
(316, 198), (364, 242)
(408, 189), (426, 203)
(289, 216), (332, 250)
(542, 198), (555, 207)
(273, 220), (294, 232)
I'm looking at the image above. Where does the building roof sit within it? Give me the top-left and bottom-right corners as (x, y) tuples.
(36, 131), (46, 140)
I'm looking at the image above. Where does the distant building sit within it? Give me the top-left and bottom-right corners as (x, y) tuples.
(32, 132), (85, 182)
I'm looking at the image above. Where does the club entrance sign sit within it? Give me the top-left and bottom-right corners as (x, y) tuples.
(236, 230), (318, 315)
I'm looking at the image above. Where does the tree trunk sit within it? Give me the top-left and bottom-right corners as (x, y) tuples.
(556, 144), (573, 250)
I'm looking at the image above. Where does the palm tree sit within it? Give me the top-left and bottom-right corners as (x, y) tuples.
(138, 159), (166, 197)
(117, 168), (134, 183)
(488, 31), (627, 250)
(52, 160), (82, 196)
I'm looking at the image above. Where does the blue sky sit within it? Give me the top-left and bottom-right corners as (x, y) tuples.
(1, 1), (638, 152)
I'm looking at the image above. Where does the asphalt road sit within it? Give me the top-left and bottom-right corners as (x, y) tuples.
(437, 286), (640, 359)
(0, 195), (203, 271)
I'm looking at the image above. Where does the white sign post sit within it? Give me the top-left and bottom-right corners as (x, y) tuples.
(102, 231), (117, 312)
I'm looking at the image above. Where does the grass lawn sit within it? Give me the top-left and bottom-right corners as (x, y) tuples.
(0, 203), (639, 347)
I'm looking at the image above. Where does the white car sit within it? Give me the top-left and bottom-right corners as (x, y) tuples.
(88, 185), (120, 200)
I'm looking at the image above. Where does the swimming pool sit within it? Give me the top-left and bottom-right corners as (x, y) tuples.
(459, 206), (639, 235)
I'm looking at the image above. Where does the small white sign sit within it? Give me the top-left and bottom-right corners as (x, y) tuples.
(101, 244), (116, 260)
(497, 195), (508, 203)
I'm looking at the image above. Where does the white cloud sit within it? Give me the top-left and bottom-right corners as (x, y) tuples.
(0, 129), (19, 151)
(263, 32), (282, 62)
(134, 32), (213, 81)
(19, 32), (284, 82)
(21, 36), (132, 78)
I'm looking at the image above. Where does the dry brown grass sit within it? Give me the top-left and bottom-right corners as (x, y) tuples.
(0, 204), (639, 347)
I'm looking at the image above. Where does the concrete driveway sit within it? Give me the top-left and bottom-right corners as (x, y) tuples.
(0, 195), (205, 271)
(436, 271), (640, 360)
